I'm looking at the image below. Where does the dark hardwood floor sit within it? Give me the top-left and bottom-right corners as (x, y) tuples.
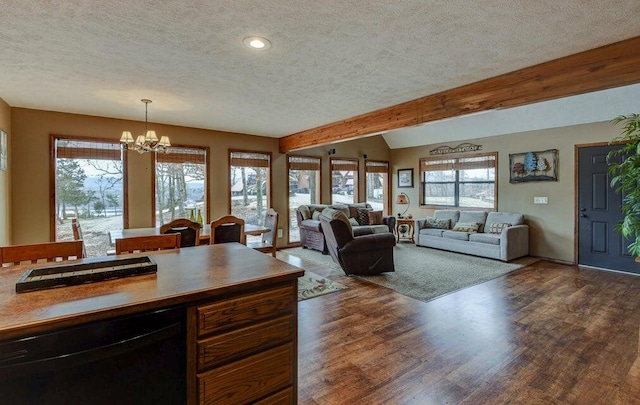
(277, 249), (640, 404)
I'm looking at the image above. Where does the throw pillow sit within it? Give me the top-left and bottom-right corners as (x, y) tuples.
(298, 205), (311, 220)
(312, 211), (321, 221)
(349, 217), (360, 227)
(489, 222), (512, 234)
(452, 222), (480, 233)
(368, 210), (384, 225)
(421, 218), (450, 230)
(356, 208), (371, 226)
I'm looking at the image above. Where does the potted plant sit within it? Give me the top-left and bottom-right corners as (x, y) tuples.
(608, 113), (640, 258)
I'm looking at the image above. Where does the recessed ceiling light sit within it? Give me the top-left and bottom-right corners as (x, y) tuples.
(243, 36), (272, 50)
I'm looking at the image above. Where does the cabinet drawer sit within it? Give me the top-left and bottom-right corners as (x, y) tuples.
(253, 387), (294, 405)
(197, 284), (295, 337)
(198, 314), (294, 371)
(198, 342), (294, 405)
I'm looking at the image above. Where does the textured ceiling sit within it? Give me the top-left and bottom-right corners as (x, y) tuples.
(1, 1), (639, 145)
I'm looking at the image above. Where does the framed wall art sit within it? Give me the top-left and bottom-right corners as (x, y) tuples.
(509, 149), (558, 183)
(398, 168), (413, 188)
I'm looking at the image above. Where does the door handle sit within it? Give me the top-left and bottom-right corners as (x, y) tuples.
(580, 208), (586, 211)
(580, 214), (587, 218)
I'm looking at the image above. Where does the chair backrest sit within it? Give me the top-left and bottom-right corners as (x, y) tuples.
(262, 208), (279, 246)
(71, 218), (88, 258)
(0, 240), (84, 267)
(159, 218), (200, 247)
(210, 215), (245, 245)
(115, 234), (181, 255)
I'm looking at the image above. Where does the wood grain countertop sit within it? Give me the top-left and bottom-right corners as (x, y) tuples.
(0, 243), (305, 340)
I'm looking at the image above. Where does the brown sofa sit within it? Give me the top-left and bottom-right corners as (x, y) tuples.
(319, 207), (395, 275)
(296, 203), (395, 253)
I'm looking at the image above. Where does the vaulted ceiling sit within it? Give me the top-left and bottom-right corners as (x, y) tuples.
(1, 1), (639, 149)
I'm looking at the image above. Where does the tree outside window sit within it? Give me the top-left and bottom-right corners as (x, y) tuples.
(288, 155), (321, 243)
(230, 151), (271, 243)
(154, 146), (208, 227)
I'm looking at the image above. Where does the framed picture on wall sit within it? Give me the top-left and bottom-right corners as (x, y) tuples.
(0, 130), (6, 171)
(398, 168), (413, 188)
(509, 149), (558, 183)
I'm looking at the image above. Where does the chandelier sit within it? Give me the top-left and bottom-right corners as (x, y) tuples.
(119, 99), (171, 154)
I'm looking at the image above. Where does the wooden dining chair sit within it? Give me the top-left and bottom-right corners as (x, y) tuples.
(159, 218), (200, 247)
(0, 240), (84, 267)
(210, 215), (245, 245)
(246, 208), (279, 257)
(71, 218), (88, 258)
(115, 234), (181, 255)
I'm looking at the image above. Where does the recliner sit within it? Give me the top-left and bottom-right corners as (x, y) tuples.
(319, 208), (396, 276)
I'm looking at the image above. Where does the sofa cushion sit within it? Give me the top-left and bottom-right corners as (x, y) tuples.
(469, 233), (501, 245)
(452, 222), (480, 233)
(421, 217), (450, 229)
(443, 231), (470, 241)
(369, 224), (389, 233)
(312, 211), (321, 221)
(349, 217), (360, 227)
(488, 222), (511, 234)
(434, 210), (460, 225)
(458, 211), (488, 232)
(419, 228), (446, 237)
(322, 207), (353, 234)
(486, 212), (524, 227)
(368, 210), (384, 225)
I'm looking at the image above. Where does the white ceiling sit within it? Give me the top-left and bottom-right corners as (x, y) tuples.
(1, 1), (639, 146)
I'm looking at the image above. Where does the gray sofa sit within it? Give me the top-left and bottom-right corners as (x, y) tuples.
(415, 210), (529, 261)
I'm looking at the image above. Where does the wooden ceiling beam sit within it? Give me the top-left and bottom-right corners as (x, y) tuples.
(279, 36), (640, 153)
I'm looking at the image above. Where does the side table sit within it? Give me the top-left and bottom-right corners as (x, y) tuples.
(395, 218), (415, 243)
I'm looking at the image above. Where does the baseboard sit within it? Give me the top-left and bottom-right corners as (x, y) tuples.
(530, 255), (575, 266)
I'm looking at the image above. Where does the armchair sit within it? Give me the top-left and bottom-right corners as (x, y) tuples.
(319, 208), (396, 276)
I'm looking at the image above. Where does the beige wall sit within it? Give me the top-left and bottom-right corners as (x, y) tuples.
(0, 98), (10, 245)
(390, 120), (619, 263)
(10, 108), (388, 246)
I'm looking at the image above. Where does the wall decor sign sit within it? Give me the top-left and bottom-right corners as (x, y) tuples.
(429, 143), (482, 155)
(0, 130), (6, 171)
(509, 149), (558, 183)
(398, 168), (413, 188)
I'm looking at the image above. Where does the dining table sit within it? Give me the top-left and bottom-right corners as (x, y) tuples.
(108, 223), (270, 246)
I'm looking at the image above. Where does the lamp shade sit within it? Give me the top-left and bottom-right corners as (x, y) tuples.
(396, 193), (408, 204)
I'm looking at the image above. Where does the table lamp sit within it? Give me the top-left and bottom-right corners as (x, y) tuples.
(396, 192), (410, 218)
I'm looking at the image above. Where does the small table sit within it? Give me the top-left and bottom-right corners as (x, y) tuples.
(396, 218), (415, 243)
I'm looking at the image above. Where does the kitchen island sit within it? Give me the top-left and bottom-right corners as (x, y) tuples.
(0, 243), (304, 404)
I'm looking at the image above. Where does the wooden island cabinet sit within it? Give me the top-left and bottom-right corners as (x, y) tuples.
(0, 243), (304, 405)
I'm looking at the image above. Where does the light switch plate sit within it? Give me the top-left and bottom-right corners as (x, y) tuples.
(534, 196), (548, 204)
(277, 228), (283, 238)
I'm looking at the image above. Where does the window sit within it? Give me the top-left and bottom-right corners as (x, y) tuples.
(331, 158), (358, 205)
(52, 137), (126, 256)
(230, 151), (271, 242)
(154, 145), (208, 227)
(365, 160), (389, 213)
(288, 155), (321, 243)
(420, 153), (496, 209)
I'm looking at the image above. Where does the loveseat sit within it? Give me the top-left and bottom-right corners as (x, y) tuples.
(415, 210), (529, 261)
(296, 203), (395, 253)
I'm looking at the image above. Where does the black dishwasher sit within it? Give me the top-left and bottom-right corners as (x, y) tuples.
(0, 306), (186, 405)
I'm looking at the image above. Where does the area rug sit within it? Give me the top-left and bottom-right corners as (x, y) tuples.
(288, 244), (539, 303)
(298, 270), (347, 301)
